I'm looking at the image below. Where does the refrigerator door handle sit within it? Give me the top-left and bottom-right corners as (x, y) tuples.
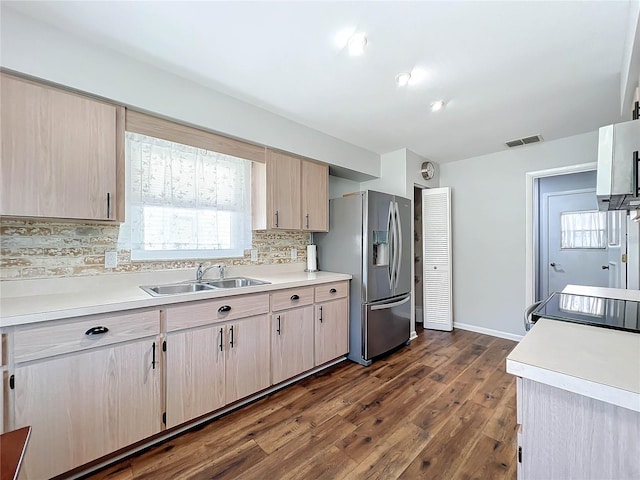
(387, 201), (394, 290)
(393, 201), (402, 292)
(370, 295), (411, 311)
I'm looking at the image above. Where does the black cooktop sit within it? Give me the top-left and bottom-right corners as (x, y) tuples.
(532, 292), (640, 333)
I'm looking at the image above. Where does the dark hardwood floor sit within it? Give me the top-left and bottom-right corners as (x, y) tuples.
(86, 327), (518, 480)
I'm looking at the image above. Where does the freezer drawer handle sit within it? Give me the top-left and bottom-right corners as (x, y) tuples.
(329, 288), (337, 294)
(290, 294), (300, 301)
(370, 296), (411, 311)
(85, 326), (109, 336)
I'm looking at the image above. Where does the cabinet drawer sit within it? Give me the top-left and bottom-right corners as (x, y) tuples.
(166, 293), (270, 332)
(14, 309), (160, 363)
(271, 287), (314, 312)
(315, 281), (349, 303)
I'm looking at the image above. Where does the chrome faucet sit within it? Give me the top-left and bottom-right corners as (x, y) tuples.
(195, 263), (226, 282)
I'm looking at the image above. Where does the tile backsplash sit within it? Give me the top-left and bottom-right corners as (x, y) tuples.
(0, 219), (309, 280)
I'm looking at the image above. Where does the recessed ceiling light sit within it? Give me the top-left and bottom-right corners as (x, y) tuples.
(431, 100), (445, 112)
(347, 32), (367, 56)
(396, 68), (428, 87)
(396, 72), (411, 86)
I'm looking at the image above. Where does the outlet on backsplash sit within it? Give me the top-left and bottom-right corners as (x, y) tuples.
(104, 251), (118, 269)
(0, 219), (310, 280)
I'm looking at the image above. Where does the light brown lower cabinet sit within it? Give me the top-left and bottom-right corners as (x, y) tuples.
(314, 298), (349, 366)
(14, 338), (161, 480)
(164, 293), (271, 427)
(165, 325), (225, 429)
(165, 313), (271, 428)
(516, 377), (640, 480)
(271, 306), (315, 384)
(224, 315), (271, 404)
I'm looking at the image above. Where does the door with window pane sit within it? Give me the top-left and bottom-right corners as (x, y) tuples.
(545, 190), (612, 296)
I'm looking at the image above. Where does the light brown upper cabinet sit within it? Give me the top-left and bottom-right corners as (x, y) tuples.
(0, 73), (124, 221)
(268, 149), (302, 230)
(252, 149), (328, 231)
(301, 159), (328, 231)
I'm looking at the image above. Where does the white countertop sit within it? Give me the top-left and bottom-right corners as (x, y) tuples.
(507, 285), (640, 412)
(0, 265), (351, 327)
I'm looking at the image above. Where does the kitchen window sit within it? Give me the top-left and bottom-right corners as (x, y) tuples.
(119, 131), (252, 260)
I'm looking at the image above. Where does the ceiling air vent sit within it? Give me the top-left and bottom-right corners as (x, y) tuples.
(505, 134), (543, 148)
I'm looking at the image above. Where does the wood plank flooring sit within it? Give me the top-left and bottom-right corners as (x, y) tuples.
(84, 328), (518, 480)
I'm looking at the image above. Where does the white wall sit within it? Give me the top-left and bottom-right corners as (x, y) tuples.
(0, 9), (379, 179)
(329, 176), (360, 199)
(439, 132), (600, 337)
(360, 149), (408, 196)
(621, 1), (640, 117)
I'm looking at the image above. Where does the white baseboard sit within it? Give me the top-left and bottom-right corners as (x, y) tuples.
(409, 330), (418, 340)
(454, 322), (523, 342)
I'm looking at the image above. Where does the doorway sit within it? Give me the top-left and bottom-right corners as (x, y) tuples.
(535, 171), (627, 300)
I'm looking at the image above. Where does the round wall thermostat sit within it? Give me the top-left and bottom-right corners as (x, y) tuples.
(421, 161), (435, 180)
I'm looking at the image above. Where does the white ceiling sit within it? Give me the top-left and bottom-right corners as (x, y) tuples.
(3, 1), (635, 164)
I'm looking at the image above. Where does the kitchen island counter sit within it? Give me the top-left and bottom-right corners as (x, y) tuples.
(507, 317), (640, 411)
(507, 285), (640, 479)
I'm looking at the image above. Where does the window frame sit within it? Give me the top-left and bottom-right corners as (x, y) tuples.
(122, 110), (266, 261)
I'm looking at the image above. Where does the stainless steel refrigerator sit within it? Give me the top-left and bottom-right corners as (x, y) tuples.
(315, 190), (412, 366)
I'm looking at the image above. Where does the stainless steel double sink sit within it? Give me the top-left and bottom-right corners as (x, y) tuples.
(140, 277), (270, 297)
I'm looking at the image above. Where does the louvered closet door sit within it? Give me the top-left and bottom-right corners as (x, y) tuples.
(422, 187), (453, 331)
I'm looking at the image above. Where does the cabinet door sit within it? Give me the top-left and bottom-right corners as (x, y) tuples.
(271, 307), (314, 384)
(315, 299), (349, 366)
(225, 315), (271, 404)
(14, 339), (160, 480)
(0, 73), (120, 221)
(267, 150), (301, 229)
(165, 325), (225, 428)
(301, 160), (328, 232)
